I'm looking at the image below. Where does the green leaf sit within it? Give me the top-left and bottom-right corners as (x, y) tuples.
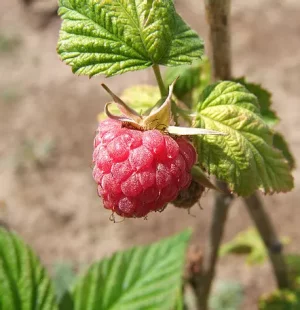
(0, 228), (58, 310)
(220, 228), (266, 264)
(165, 60), (202, 100)
(259, 290), (300, 310)
(220, 228), (289, 265)
(98, 85), (160, 120)
(57, 0), (203, 77)
(164, 57), (211, 108)
(71, 230), (191, 310)
(235, 78), (279, 127)
(194, 81), (294, 196)
(285, 254), (300, 288)
(273, 132), (296, 170)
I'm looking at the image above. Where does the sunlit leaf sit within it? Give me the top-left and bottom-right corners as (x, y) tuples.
(194, 81), (294, 196)
(57, 0), (203, 77)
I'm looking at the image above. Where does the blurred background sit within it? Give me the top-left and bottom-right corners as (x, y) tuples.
(0, 0), (299, 308)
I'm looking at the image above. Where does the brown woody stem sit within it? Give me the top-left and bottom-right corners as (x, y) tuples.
(244, 194), (289, 288)
(190, 1), (289, 308)
(190, 1), (232, 309)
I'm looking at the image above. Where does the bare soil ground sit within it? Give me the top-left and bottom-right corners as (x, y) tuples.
(0, 0), (299, 308)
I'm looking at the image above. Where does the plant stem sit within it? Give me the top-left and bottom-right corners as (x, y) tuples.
(191, 1), (232, 309)
(204, 0), (232, 80)
(152, 64), (167, 97)
(191, 181), (233, 310)
(190, 1), (289, 309)
(244, 193), (289, 288)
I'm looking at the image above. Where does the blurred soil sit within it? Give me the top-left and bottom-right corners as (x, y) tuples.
(0, 0), (299, 308)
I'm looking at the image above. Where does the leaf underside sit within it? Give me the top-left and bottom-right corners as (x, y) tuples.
(71, 230), (191, 310)
(0, 228), (58, 310)
(57, 0), (204, 77)
(194, 81), (294, 196)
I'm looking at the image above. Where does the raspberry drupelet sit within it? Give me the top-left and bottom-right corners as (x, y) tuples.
(93, 119), (197, 218)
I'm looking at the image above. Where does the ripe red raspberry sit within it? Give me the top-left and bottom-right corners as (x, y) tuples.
(93, 119), (197, 218)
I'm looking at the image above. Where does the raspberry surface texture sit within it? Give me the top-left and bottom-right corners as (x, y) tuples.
(93, 119), (197, 218)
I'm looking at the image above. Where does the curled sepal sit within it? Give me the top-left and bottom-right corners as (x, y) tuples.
(191, 166), (222, 192)
(104, 103), (143, 130)
(167, 126), (226, 136)
(141, 80), (175, 129)
(101, 84), (142, 123)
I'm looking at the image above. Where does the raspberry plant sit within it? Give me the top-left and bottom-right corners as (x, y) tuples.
(0, 0), (296, 309)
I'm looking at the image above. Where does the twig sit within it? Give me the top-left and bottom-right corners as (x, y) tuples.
(244, 193), (289, 288)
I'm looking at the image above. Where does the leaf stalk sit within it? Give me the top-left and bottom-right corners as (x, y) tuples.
(152, 64), (168, 97)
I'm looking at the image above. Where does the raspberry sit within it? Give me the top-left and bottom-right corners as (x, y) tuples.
(93, 119), (197, 218)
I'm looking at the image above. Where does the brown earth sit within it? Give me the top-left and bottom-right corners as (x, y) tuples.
(0, 0), (299, 309)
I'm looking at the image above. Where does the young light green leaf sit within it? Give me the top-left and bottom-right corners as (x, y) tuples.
(194, 81), (294, 196)
(0, 228), (58, 310)
(235, 77), (279, 127)
(98, 85), (160, 121)
(273, 132), (296, 170)
(71, 230), (191, 310)
(57, 0), (203, 77)
(220, 228), (289, 265)
(259, 290), (300, 310)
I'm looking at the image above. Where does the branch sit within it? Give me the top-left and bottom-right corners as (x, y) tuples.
(190, 181), (233, 310)
(244, 193), (289, 288)
(190, 1), (233, 309)
(204, 0), (232, 80)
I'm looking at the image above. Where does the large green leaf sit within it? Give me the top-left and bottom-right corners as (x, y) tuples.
(71, 230), (191, 310)
(57, 0), (204, 77)
(0, 228), (58, 310)
(235, 78), (279, 127)
(194, 81), (294, 196)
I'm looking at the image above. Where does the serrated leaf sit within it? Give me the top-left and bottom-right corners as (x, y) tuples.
(273, 132), (296, 170)
(259, 290), (300, 310)
(220, 228), (289, 265)
(98, 85), (160, 121)
(0, 228), (58, 310)
(57, 0), (203, 77)
(194, 81), (294, 196)
(235, 77), (279, 127)
(71, 230), (191, 310)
